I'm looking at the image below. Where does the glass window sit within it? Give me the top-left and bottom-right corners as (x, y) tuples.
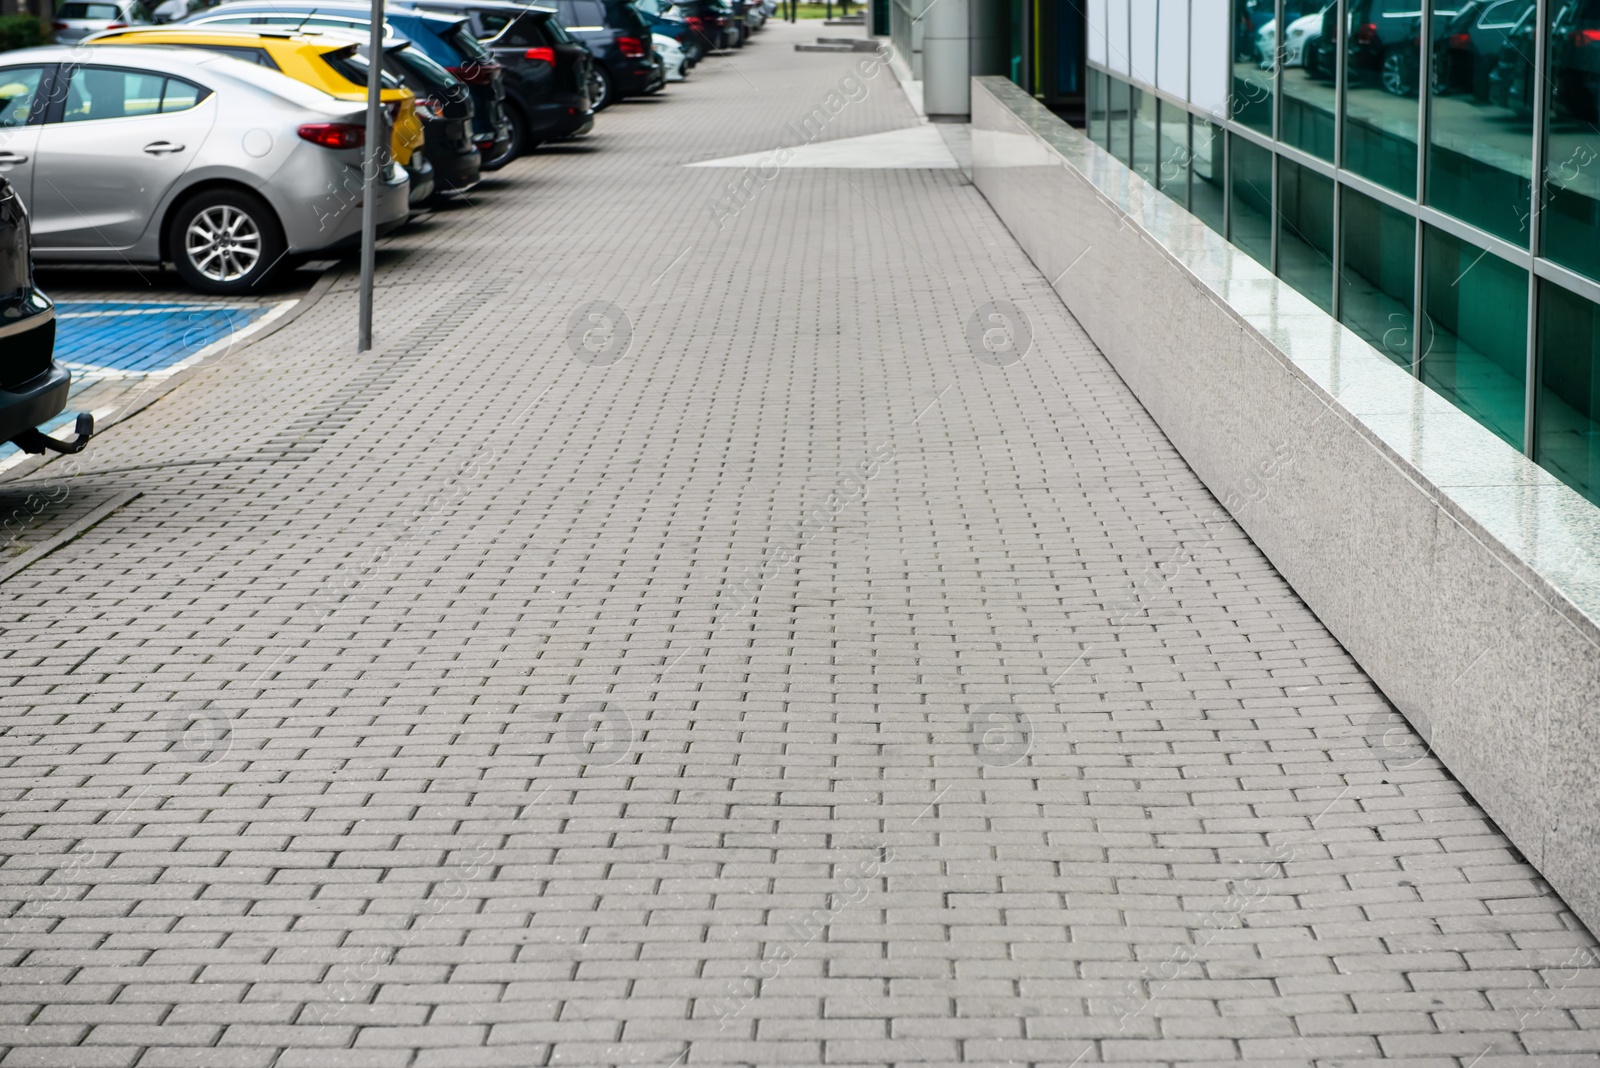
(1132, 86), (1158, 184)
(1088, 68), (1104, 146)
(1231, 0), (1274, 132)
(1281, 0), (1337, 160)
(1421, 225), (1528, 446)
(61, 67), (167, 122)
(58, 2), (120, 16)
(1229, 133), (1274, 266)
(1108, 76), (1132, 165)
(160, 78), (204, 113)
(1343, 0), (1421, 196)
(1427, 0), (1533, 243)
(1340, 186), (1417, 365)
(1540, 0), (1600, 281)
(1158, 99), (1189, 204)
(1537, 280), (1600, 504)
(0, 67), (43, 128)
(1277, 158), (1336, 310)
(1192, 117), (1227, 230)
(572, 0), (605, 24)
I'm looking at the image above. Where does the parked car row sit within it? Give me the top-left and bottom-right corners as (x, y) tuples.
(0, 0), (774, 463)
(0, 0), (772, 301)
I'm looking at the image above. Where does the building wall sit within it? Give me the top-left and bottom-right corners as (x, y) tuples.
(1084, 0), (1600, 511)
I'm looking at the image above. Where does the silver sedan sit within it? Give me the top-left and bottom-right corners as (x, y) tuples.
(0, 45), (409, 293)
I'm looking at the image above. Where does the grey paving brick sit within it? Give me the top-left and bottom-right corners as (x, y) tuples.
(0, 16), (1595, 1068)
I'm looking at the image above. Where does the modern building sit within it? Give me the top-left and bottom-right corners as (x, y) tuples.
(1081, 0), (1600, 506)
(881, 0), (1086, 120)
(895, 0), (1598, 507)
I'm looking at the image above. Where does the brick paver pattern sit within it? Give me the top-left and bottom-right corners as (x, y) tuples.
(1, 20), (1597, 1068)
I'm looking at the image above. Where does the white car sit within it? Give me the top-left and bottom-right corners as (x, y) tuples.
(1282, 7), (1327, 66)
(1258, 6), (1329, 68)
(654, 32), (687, 82)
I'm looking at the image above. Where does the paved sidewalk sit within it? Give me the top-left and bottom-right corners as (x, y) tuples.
(1, 20), (1598, 1068)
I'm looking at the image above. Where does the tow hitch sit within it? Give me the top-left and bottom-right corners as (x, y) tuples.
(10, 412), (95, 456)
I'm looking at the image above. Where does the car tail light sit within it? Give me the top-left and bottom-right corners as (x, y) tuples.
(297, 122), (365, 149)
(1355, 21), (1377, 43)
(1448, 32), (1470, 47)
(687, 15), (704, 31)
(51, 20), (67, 30)
(1574, 27), (1600, 45)
(447, 63), (501, 86)
(617, 35), (645, 56)
(104, 20), (127, 27)
(524, 46), (555, 63)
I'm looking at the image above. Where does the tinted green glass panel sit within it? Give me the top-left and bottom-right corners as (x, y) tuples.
(1157, 100), (1188, 204)
(1280, 0), (1336, 161)
(1108, 76), (1131, 165)
(1339, 186), (1416, 366)
(1541, 0), (1600, 280)
(1538, 281), (1600, 504)
(1277, 159), (1335, 311)
(1232, 0), (1274, 132)
(1342, 0), (1419, 196)
(1426, 0), (1533, 243)
(1191, 117), (1226, 231)
(1229, 134), (1274, 266)
(1132, 87), (1159, 185)
(1088, 68), (1104, 146)
(1421, 226), (1528, 447)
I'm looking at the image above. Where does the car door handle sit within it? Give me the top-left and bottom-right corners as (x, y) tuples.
(0, 151), (27, 164)
(143, 141), (186, 155)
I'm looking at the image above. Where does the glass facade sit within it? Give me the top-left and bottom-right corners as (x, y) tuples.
(1087, 0), (1600, 505)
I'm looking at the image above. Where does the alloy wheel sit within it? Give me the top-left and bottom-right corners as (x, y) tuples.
(185, 205), (262, 283)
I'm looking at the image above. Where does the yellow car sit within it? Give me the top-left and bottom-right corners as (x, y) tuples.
(86, 27), (425, 171)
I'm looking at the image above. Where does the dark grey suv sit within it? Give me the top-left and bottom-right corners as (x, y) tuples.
(0, 175), (90, 457)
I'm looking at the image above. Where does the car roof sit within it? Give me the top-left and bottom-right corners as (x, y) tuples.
(0, 42), (361, 112)
(200, 0), (462, 20)
(84, 24), (360, 50)
(411, 1), (558, 13)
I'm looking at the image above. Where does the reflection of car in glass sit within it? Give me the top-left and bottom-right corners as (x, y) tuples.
(1434, 0), (1532, 99)
(1485, 7), (1534, 112)
(1271, 4), (1332, 66)
(1347, 0), (1461, 95)
(0, 45), (411, 294)
(1305, 2), (1342, 77)
(1551, 0), (1600, 121)
(1235, 0), (1274, 61)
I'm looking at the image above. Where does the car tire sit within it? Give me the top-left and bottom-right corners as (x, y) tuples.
(167, 188), (286, 296)
(1381, 47), (1416, 96)
(592, 67), (615, 109)
(485, 105), (528, 168)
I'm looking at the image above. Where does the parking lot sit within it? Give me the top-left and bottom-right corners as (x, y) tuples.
(4, 12), (1600, 1068)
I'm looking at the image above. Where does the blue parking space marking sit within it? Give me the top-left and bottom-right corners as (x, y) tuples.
(56, 302), (276, 376)
(1, 298), (292, 468)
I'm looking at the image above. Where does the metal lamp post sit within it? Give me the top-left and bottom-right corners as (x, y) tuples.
(357, 0), (385, 352)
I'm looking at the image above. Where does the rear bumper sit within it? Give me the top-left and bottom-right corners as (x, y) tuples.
(406, 153), (436, 207)
(523, 96), (595, 141)
(612, 57), (664, 96)
(0, 362), (70, 447)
